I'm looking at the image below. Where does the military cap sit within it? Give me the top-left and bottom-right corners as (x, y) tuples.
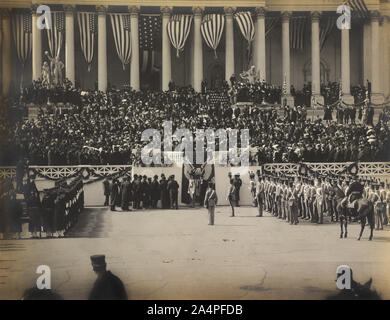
(154, 175), (158, 179)
(90, 255), (106, 271)
(143, 175), (147, 179)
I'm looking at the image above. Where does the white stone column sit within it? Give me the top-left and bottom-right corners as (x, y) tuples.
(340, 25), (354, 103)
(97, 6), (107, 92)
(281, 11), (294, 106)
(224, 7), (235, 84)
(161, 6), (171, 91)
(129, 6), (140, 91)
(255, 7), (266, 82)
(370, 10), (384, 104)
(192, 7), (203, 92)
(32, 5), (42, 81)
(64, 5), (75, 86)
(1, 9), (12, 99)
(311, 11), (324, 106)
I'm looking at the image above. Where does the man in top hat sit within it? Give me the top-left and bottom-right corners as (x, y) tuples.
(151, 175), (160, 209)
(167, 175), (179, 209)
(159, 174), (170, 209)
(233, 174), (242, 207)
(89, 255), (127, 300)
(132, 175), (141, 210)
(120, 177), (131, 211)
(102, 177), (110, 206)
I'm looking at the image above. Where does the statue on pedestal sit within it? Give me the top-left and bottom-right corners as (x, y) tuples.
(240, 65), (259, 84)
(44, 51), (64, 87)
(41, 61), (51, 88)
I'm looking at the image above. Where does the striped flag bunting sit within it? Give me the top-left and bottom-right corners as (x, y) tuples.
(77, 12), (96, 72)
(139, 14), (161, 74)
(12, 12), (32, 90)
(46, 11), (64, 59)
(319, 16), (336, 51)
(234, 11), (255, 44)
(344, 0), (369, 19)
(289, 16), (307, 51)
(201, 14), (225, 59)
(109, 13), (131, 70)
(167, 14), (193, 58)
(12, 13), (32, 66)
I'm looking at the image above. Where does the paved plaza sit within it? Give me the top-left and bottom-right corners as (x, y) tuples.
(0, 206), (389, 300)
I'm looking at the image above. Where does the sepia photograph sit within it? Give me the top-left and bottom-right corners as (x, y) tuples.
(0, 0), (389, 303)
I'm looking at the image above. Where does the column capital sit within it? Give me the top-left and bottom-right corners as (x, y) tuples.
(255, 7), (266, 18)
(128, 5), (140, 16)
(224, 7), (236, 16)
(311, 11), (321, 22)
(96, 5), (107, 15)
(64, 4), (76, 14)
(161, 6), (172, 17)
(192, 7), (204, 17)
(281, 11), (291, 22)
(370, 10), (380, 21)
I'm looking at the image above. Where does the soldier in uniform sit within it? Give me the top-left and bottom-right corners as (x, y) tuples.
(309, 178), (317, 223)
(289, 180), (299, 225)
(256, 175), (264, 217)
(332, 179), (345, 222)
(379, 182), (388, 225)
(303, 178), (311, 221)
(370, 183), (383, 230)
(54, 190), (66, 237)
(315, 178), (324, 224)
(88, 255), (128, 300)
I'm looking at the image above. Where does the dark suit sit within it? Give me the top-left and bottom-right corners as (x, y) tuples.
(88, 271), (127, 300)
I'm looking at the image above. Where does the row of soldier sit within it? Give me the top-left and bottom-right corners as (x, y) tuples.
(0, 176), (84, 240)
(249, 173), (389, 228)
(103, 174), (180, 211)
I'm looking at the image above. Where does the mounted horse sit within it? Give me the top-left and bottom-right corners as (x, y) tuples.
(337, 190), (375, 240)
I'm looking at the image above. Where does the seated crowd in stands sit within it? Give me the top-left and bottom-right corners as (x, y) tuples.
(1, 79), (389, 166)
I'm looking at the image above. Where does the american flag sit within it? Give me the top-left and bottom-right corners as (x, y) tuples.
(139, 14), (161, 50)
(139, 15), (161, 74)
(23, 13), (32, 33)
(290, 16), (307, 51)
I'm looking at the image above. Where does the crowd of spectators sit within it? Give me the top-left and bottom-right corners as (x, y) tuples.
(3, 80), (389, 166)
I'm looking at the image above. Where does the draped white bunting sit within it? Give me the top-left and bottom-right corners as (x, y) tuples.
(167, 14), (193, 58)
(109, 13), (131, 70)
(201, 14), (224, 59)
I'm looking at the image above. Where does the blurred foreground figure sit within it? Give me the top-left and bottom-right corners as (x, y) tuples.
(88, 255), (128, 300)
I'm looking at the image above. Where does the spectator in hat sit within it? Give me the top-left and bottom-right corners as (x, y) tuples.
(110, 179), (120, 211)
(88, 255), (128, 300)
(233, 174), (242, 207)
(6, 189), (23, 239)
(167, 175), (179, 209)
(150, 175), (160, 209)
(159, 174), (170, 209)
(120, 177), (131, 211)
(102, 177), (110, 206)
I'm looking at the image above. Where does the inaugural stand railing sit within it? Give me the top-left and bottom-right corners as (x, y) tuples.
(1, 162), (389, 180)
